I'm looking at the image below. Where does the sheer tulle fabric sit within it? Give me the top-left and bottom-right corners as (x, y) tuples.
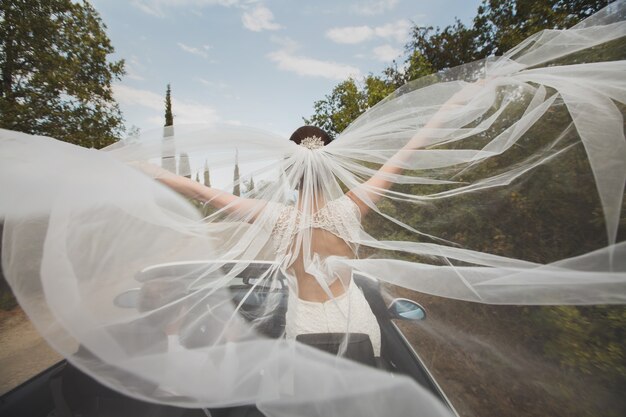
(1, 2), (625, 415)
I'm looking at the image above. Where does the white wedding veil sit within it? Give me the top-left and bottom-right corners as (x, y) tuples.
(1, 2), (625, 416)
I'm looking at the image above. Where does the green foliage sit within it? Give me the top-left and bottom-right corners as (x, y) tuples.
(404, 0), (613, 73)
(164, 83), (173, 126)
(535, 305), (626, 379)
(406, 18), (482, 73)
(403, 51), (435, 84)
(304, 75), (404, 137)
(0, 0), (126, 148)
(303, 78), (366, 138)
(363, 75), (397, 108)
(473, 0), (614, 56)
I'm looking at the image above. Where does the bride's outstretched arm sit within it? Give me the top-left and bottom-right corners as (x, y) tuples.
(131, 162), (264, 216)
(347, 79), (486, 215)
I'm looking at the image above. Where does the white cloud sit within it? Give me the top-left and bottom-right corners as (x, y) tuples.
(113, 84), (220, 125)
(125, 56), (145, 81)
(131, 0), (239, 18)
(267, 38), (360, 80)
(178, 42), (212, 59)
(126, 72), (145, 81)
(196, 78), (237, 98)
(242, 4), (281, 32)
(326, 19), (411, 44)
(351, 0), (398, 16)
(372, 44), (402, 62)
(374, 20), (412, 42)
(269, 35), (299, 50)
(146, 116), (167, 126)
(196, 77), (229, 89)
(326, 26), (374, 44)
(132, 1), (163, 17)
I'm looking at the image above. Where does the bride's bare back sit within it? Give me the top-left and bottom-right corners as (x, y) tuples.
(288, 227), (355, 302)
(272, 192), (362, 302)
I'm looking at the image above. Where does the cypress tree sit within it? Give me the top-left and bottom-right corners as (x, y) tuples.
(164, 83), (173, 127)
(161, 83), (176, 172)
(203, 160), (211, 187)
(233, 148), (240, 197)
(179, 152), (191, 179)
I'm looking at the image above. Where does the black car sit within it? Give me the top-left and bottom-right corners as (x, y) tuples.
(0, 261), (459, 417)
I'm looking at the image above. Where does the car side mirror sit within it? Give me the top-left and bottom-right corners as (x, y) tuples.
(388, 298), (426, 321)
(113, 288), (141, 308)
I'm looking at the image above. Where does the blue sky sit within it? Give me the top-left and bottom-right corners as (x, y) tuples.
(92, 0), (482, 138)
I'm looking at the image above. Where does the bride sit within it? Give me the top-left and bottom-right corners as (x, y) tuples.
(133, 81), (476, 359)
(1, 2), (625, 416)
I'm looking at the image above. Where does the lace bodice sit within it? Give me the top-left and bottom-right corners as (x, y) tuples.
(269, 195), (361, 254)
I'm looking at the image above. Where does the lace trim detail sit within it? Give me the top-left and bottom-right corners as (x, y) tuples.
(270, 195), (361, 254)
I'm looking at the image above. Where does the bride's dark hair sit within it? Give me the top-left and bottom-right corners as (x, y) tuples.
(289, 126), (332, 146)
(288, 126), (331, 191)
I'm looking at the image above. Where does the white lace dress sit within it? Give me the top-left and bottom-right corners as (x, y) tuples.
(269, 195), (381, 356)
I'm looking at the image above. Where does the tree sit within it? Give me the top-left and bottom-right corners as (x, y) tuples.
(405, 18), (481, 73)
(233, 148), (240, 197)
(473, 0), (613, 57)
(363, 75), (396, 108)
(305, 1), (614, 133)
(305, 75), (406, 137)
(203, 160), (211, 187)
(244, 176), (255, 194)
(164, 83), (173, 127)
(0, 0), (125, 148)
(161, 83), (176, 172)
(179, 152), (191, 179)
(387, 51), (434, 86)
(303, 79), (366, 138)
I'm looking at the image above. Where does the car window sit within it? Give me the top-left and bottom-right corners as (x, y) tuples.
(387, 284), (626, 417)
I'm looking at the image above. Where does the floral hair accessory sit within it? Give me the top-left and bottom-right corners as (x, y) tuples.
(300, 135), (325, 150)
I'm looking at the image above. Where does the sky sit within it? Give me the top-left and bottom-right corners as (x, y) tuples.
(92, 0), (483, 138)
